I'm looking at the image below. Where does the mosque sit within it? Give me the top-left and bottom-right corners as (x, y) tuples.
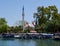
(14, 6), (36, 33)
(22, 6), (36, 32)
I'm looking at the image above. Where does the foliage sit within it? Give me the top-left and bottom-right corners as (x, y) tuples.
(9, 26), (23, 33)
(0, 18), (8, 33)
(34, 5), (60, 33)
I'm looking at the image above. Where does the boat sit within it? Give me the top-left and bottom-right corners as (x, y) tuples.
(53, 33), (60, 40)
(2, 33), (14, 38)
(40, 33), (53, 39)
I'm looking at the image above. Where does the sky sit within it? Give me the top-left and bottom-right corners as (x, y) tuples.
(0, 0), (60, 26)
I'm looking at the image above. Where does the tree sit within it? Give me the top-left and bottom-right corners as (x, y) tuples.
(0, 18), (8, 33)
(34, 5), (60, 33)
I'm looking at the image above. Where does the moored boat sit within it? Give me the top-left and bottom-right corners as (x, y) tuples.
(40, 33), (53, 39)
(53, 33), (60, 40)
(2, 33), (14, 38)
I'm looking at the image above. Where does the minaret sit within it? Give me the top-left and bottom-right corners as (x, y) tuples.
(22, 6), (24, 32)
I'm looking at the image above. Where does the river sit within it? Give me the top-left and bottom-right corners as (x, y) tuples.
(0, 39), (60, 46)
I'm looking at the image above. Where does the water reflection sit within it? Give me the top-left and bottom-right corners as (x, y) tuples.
(35, 39), (60, 46)
(0, 39), (60, 46)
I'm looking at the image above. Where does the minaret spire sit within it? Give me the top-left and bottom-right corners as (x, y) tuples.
(22, 6), (25, 32)
(22, 6), (24, 16)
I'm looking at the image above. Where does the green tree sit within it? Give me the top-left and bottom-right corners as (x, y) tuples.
(34, 5), (60, 33)
(0, 18), (8, 33)
(34, 6), (47, 32)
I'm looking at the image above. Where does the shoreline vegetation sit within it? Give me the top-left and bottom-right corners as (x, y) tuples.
(0, 5), (60, 34)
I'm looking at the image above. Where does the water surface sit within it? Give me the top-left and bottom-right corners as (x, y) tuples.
(0, 39), (60, 46)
